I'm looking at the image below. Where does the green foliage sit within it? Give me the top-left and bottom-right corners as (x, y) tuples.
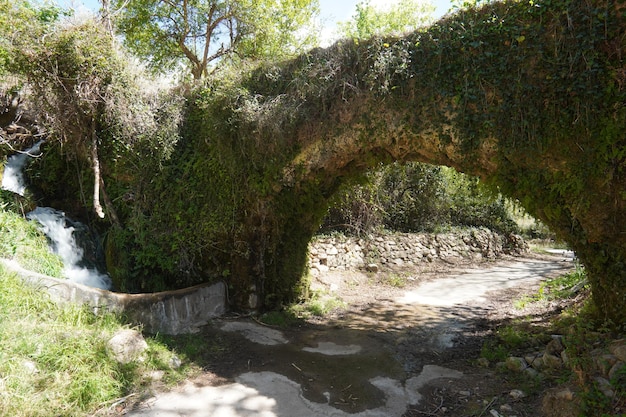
(113, 0), (320, 79)
(0, 0), (67, 74)
(0, 268), (184, 417)
(337, 0), (435, 39)
(480, 340), (508, 362)
(515, 262), (588, 308)
(323, 163), (519, 235)
(288, 291), (346, 318)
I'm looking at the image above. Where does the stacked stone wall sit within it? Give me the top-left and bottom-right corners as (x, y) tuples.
(308, 228), (528, 276)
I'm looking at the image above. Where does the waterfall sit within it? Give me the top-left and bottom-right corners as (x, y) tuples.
(26, 207), (112, 290)
(1, 140), (44, 196)
(2, 141), (113, 290)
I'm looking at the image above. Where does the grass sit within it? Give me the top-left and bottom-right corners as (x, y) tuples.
(384, 273), (408, 288)
(0, 206), (64, 276)
(287, 290), (347, 319)
(0, 209), (189, 416)
(0, 268), (187, 416)
(514, 262), (588, 309)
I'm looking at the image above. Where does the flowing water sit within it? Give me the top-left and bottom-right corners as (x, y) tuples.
(2, 141), (112, 289)
(1, 140), (44, 196)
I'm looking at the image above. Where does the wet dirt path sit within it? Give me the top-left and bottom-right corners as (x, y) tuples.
(127, 251), (575, 417)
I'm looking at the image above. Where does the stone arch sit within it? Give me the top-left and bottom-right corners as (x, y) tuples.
(216, 0), (625, 326)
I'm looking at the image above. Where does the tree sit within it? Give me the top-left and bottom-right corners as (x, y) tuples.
(0, 0), (65, 75)
(337, 0), (435, 39)
(112, 0), (320, 80)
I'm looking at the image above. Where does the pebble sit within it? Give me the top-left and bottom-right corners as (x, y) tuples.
(509, 389), (527, 399)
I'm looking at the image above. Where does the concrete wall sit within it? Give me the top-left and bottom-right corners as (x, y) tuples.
(2, 260), (226, 335)
(4, 228), (525, 335)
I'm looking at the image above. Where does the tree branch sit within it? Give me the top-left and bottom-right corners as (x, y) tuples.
(90, 118), (105, 219)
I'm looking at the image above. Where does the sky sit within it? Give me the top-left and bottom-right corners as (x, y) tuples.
(63, 0), (455, 46)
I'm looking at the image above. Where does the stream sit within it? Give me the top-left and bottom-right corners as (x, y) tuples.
(2, 141), (112, 290)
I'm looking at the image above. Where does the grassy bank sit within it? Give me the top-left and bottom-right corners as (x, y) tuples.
(0, 208), (188, 416)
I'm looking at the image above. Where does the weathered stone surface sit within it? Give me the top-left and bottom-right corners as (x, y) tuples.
(308, 229), (527, 273)
(509, 389), (526, 399)
(546, 336), (565, 355)
(542, 387), (579, 417)
(543, 353), (563, 369)
(506, 356), (528, 372)
(594, 376), (614, 398)
(107, 329), (148, 364)
(609, 339), (626, 362)
(609, 361), (625, 382)
(524, 353), (545, 370)
(595, 354), (619, 377)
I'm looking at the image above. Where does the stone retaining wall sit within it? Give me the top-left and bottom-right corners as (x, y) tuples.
(2, 260), (226, 335)
(309, 228), (528, 276)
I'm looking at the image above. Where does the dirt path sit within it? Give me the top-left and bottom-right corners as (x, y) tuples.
(126, 250), (575, 417)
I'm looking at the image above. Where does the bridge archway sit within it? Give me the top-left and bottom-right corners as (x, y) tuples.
(210, 0), (625, 326)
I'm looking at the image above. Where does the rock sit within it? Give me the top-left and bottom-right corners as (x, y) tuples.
(149, 370), (165, 381)
(22, 360), (38, 374)
(608, 361), (625, 382)
(477, 357), (490, 368)
(326, 246), (338, 256)
(546, 336), (565, 355)
(524, 353), (544, 370)
(609, 339), (626, 362)
(542, 387), (579, 417)
(509, 389), (526, 399)
(107, 329), (148, 364)
(524, 367), (539, 378)
(542, 353), (563, 369)
(366, 263), (379, 273)
(169, 355), (182, 369)
(595, 354), (619, 377)
(594, 376), (614, 398)
(459, 390), (471, 397)
(506, 356), (528, 372)
(500, 404), (514, 412)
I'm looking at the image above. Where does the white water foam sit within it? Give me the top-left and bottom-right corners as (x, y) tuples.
(26, 207), (112, 290)
(1, 140), (44, 196)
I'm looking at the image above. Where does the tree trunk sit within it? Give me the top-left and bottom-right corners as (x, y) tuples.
(91, 120), (105, 219)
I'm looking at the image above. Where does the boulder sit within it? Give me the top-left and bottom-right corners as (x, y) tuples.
(542, 387), (579, 417)
(107, 329), (148, 364)
(609, 339), (626, 362)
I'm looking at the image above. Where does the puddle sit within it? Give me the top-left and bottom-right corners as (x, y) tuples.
(302, 341), (362, 355)
(214, 321), (405, 412)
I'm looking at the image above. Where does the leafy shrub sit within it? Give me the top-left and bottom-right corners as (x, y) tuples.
(321, 162), (519, 236)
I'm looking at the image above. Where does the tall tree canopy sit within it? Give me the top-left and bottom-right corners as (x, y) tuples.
(112, 0), (320, 79)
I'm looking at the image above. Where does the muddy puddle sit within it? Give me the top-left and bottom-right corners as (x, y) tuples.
(213, 321), (405, 412)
